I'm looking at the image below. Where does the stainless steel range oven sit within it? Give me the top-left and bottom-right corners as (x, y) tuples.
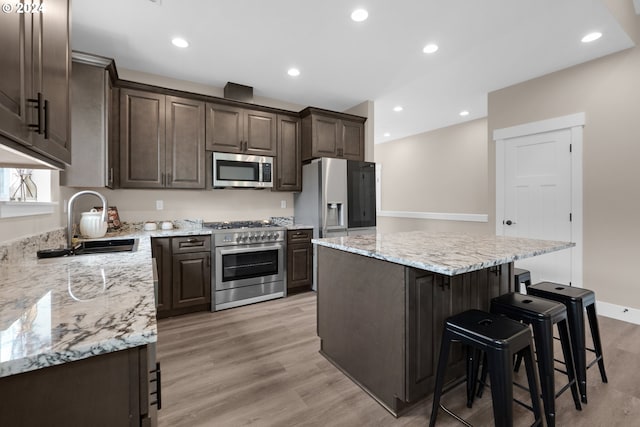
(206, 221), (286, 311)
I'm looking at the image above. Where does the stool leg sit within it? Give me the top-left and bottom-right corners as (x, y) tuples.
(532, 321), (557, 427)
(567, 302), (588, 404)
(487, 350), (514, 427)
(466, 346), (481, 408)
(521, 344), (543, 427)
(476, 353), (488, 398)
(557, 319), (582, 410)
(586, 304), (608, 383)
(429, 331), (452, 427)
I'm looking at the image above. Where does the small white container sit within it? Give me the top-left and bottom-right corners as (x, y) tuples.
(161, 221), (173, 230)
(79, 209), (108, 238)
(144, 222), (157, 231)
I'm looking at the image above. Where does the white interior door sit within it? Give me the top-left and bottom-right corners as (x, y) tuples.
(501, 129), (573, 285)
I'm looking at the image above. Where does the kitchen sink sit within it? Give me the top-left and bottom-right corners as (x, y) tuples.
(74, 238), (138, 255)
(37, 238), (139, 258)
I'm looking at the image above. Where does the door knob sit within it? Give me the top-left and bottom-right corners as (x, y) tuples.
(504, 220), (516, 226)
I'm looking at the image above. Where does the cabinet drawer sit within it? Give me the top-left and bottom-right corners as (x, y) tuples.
(171, 235), (211, 253)
(287, 229), (312, 243)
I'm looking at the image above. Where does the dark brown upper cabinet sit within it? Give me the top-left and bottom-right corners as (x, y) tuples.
(120, 89), (205, 189)
(301, 107), (365, 162)
(205, 102), (276, 156)
(0, 0), (71, 167)
(275, 114), (301, 192)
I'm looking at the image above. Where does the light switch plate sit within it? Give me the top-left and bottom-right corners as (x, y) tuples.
(280, 200), (286, 208)
(156, 200), (164, 210)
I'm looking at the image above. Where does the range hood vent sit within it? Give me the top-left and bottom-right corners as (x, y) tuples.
(224, 82), (254, 103)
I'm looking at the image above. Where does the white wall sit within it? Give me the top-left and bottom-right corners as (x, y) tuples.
(374, 118), (491, 234)
(487, 0), (640, 312)
(60, 186), (293, 226)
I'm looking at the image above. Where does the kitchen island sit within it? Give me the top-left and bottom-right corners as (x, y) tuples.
(313, 231), (573, 416)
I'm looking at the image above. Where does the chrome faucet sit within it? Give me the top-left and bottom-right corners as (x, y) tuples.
(67, 190), (108, 248)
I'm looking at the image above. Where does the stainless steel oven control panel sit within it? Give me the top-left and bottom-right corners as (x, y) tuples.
(214, 228), (285, 246)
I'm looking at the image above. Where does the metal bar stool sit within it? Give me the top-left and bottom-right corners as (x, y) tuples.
(514, 268), (532, 294)
(485, 293), (582, 427)
(429, 309), (543, 427)
(527, 282), (608, 404)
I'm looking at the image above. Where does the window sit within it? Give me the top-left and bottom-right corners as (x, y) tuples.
(0, 168), (54, 218)
(0, 168), (51, 202)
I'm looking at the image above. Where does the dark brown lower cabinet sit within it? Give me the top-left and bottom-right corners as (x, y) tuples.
(317, 246), (512, 416)
(286, 229), (313, 294)
(0, 345), (159, 427)
(152, 235), (212, 318)
(405, 265), (510, 403)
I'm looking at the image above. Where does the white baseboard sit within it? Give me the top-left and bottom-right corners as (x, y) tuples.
(377, 210), (488, 223)
(596, 300), (640, 325)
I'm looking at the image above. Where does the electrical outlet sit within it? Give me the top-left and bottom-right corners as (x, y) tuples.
(280, 200), (286, 209)
(156, 200), (164, 210)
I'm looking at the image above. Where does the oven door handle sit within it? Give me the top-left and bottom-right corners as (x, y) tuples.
(217, 243), (284, 255)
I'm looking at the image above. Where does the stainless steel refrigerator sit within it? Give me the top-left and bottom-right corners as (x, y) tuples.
(294, 157), (376, 289)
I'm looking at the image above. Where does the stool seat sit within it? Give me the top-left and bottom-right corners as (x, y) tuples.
(527, 282), (607, 404)
(527, 281), (595, 305)
(488, 293), (582, 427)
(429, 309), (542, 427)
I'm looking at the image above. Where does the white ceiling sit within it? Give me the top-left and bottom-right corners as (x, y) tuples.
(71, 0), (635, 144)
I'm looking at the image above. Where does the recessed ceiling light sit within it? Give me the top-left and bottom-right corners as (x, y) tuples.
(581, 32), (602, 43)
(383, 132), (391, 137)
(393, 106), (403, 112)
(459, 110), (470, 117)
(171, 37), (189, 48)
(423, 43), (439, 54)
(351, 9), (368, 22)
(287, 68), (300, 77)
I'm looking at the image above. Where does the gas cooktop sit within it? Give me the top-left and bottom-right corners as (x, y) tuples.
(203, 220), (282, 230)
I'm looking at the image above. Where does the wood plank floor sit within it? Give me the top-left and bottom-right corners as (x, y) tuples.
(157, 292), (640, 426)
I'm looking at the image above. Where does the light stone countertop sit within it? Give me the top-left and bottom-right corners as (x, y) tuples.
(313, 231), (574, 276)
(0, 222), (306, 379)
(0, 234), (163, 378)
(0, 227), (216, 379)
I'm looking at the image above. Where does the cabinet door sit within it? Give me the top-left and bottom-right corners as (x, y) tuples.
(341, 119), (364, 161)
(172, 252), (211, 310)
(405, 264), (512, 402)
(205, 102), (243, 153)
(311, 115), (339, 157)
(166, 96), (205, 188)
(152, 238), (173, 317)
(120, 89), (166, 188)
(275, 114), (301, 191)
(287, 243), (312, 292)
(31, 0), (71, 164)
(244, 109), (276, 155)
(0, 6), (31, 146)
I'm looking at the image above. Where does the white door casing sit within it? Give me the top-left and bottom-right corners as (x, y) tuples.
(495, 113), (584, 287)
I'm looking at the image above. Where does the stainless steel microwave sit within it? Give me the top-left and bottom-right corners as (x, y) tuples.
(212, 152), (274, 189)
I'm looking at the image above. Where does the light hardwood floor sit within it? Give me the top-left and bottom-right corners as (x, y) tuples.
(157, 292), (640, 426)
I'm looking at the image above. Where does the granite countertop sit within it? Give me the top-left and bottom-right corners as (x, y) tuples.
(285, 224), (314, 231)
(312, 231), (574, 276)
(0, 234), (159, 378)
(0, 221), (307, 379)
